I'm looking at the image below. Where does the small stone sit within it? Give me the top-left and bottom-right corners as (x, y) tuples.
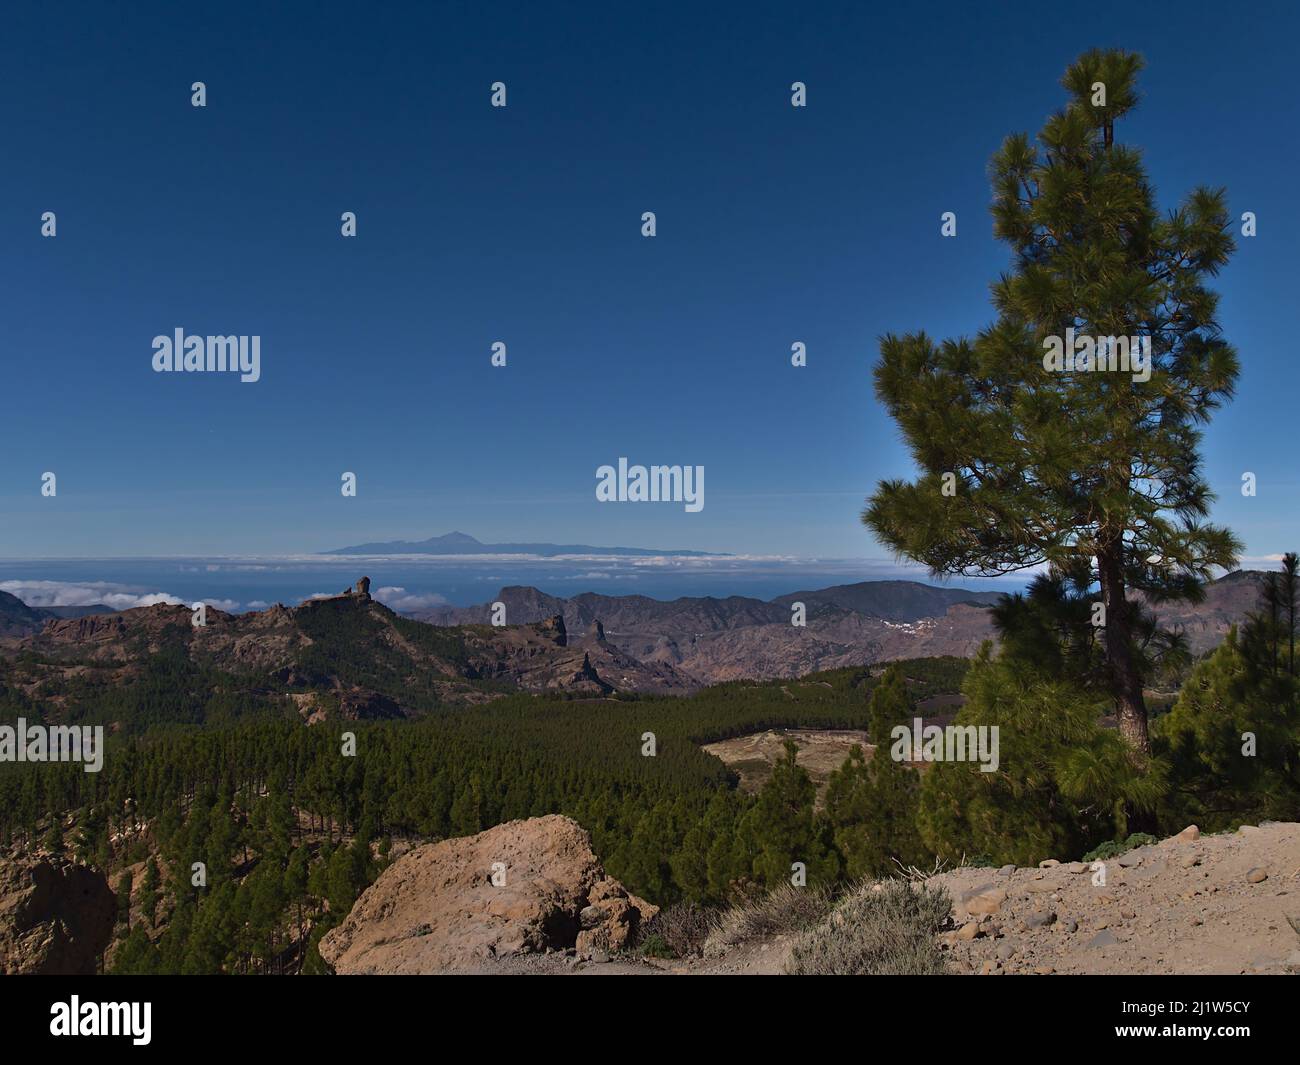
(1120, 909), (1137, 920)
(1181, 854), (1202, 869)
(1238, 825), (1260, 835)
(1247, 868), (1268, 884)
(979, 959), (1001, 975)
(1039, 859), (1061, 869)
(590, 949), (611, 964)
(1067, 862), (1088, 874)
(965, 888), (1008, 916)
(1024, 910), (1057, 929)
(996, 942), (1018, 962)
(1060, 919), (1079, 934)
(998, 864), (1016, 877)
(957, 922), (981, 941)
(1087, 929), (1118, 949)
(1172, 825), (1200, 843)
(1116, 853), (1142, 868)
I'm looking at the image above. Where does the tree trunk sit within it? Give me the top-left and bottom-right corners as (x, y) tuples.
(1098, 546), (1150, 756)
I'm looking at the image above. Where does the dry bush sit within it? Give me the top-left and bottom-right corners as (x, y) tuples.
(704, 883), (836, 955)
(637, 902), (720, 958)
(785, 879), (951, 975)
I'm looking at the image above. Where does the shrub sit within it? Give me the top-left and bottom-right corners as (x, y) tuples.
(785, 879), (951, 976)
(1082, 832), (1158, 863)
(637, 902), (719, 959)
(705, 883), (835, 954)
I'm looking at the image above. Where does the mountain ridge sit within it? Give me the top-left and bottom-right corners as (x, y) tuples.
(325, 530), (725, 557)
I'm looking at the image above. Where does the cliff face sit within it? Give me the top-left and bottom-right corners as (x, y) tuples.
(0, 853), (117, 975)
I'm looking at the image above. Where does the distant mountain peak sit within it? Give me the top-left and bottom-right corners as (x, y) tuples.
(326, 532), (722, 558)
(430, 531), (481, 545)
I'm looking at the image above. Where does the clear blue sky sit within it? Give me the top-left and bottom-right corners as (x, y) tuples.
(1, 0), (1296, 561)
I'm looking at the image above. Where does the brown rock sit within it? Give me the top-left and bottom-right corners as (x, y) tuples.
(0, 854), (116, 975)
(319, 815), (657, 973)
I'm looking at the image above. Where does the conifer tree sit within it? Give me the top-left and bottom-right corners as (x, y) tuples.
(864, 49), (1240, 755)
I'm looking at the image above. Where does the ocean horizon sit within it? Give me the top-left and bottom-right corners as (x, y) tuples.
(0, 555), (1029, 614)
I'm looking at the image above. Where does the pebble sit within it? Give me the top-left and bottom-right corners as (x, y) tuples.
(1247, 868), (1269, 884)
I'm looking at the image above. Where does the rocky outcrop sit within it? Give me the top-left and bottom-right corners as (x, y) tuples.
(569, 652), (614, 695)
(0, 854), (117, 974)
(319, 815), (657, 973)
(539, 614), (567, 647)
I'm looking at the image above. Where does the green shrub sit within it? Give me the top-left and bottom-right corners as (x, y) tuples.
(1082, 832), (1158, 863)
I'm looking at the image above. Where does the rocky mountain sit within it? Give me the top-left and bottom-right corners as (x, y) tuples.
(0, 591), (114, 638)
(411, 573), (1273, 686)
(2, 580), (691, 724)
(320, 815), (657, 973)
(413, 581), (1005, 684)
(0, 852), (116, 975)
(326, 530), (722, 557)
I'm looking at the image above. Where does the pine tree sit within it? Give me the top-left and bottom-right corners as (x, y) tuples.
(917, 647), (1165, 865)
(863, 49), (1240, 756)
(115, 870), (134, 934)
(823, 671), (931, 876)
(746, 741), (832, 888)
(139, 857), (160, 929)
(1156, 626), (1300, 829)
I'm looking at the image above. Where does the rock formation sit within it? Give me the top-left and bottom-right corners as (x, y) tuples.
(319, 815), (657, 973)
(0, 853), (117, 974)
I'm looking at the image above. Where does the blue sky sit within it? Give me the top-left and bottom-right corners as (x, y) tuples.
(1, 0), (1296, 562)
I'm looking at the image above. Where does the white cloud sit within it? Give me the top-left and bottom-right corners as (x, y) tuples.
(0, 580), (186, 611)
(373, 586), (448, 611)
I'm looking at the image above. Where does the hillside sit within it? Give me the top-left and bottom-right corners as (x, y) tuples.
(413, 573), (1271, 685)
(0, 580), (691, 731)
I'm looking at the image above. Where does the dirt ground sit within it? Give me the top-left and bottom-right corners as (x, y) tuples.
(701, 728), (874, 799)
(474, 822), (1300, 976)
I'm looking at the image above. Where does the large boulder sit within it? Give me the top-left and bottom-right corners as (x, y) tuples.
(0, 853), (117, 974)
(320, 815), (657, 973)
